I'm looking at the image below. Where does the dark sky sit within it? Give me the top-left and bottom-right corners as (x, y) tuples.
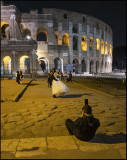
(4, 1), (126, 48)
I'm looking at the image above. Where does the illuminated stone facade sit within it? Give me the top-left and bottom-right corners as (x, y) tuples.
(1, 2), (113, 76)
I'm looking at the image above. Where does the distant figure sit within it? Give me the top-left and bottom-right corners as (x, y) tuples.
(47, 71), (54, 88)
(16, 71), (20, 84)
(20, 71), (23, 84)
(67, 71), (72, 82)
(65, 104), (100, 141)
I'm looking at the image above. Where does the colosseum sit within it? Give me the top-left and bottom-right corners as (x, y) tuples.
(1, 2), (113, 77)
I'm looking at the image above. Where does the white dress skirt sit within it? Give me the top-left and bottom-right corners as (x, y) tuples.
(52, 79), (70, 97)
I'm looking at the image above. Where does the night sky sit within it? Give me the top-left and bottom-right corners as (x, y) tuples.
(4, 1), (126, 48)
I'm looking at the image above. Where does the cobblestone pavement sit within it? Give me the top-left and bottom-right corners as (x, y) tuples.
(1, 79), (126, 159)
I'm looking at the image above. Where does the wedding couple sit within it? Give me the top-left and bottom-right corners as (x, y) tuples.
(51, 68), (69, 98)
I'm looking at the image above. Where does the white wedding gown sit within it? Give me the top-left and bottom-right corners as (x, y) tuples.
(52, 76), (69, 97)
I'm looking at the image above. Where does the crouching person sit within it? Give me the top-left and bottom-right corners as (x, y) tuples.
(65, 104), (100, 141)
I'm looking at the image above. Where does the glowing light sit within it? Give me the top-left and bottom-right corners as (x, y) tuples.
(96, 38), (100, 50)
(81, 36), (87, 51)
(89, 37), (93, 47)
(26, 35), (31, 40)
(101, 41), (104, 54)
(105, 42), (108, 55)
(62, 33), (69, 46)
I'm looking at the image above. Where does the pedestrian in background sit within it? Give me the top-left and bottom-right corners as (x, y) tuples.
(16, 71), (20, 84)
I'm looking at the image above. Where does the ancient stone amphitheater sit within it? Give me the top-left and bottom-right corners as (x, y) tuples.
(1, 2), (113, 77)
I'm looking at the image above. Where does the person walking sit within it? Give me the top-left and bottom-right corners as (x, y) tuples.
(16, 71), (20, 84)
(20, 71), (23, 84)
(65, 104), (100, 141)
(52, 68), (70, 98)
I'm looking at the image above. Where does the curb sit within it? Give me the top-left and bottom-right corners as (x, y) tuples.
(15, 79), (33, 102)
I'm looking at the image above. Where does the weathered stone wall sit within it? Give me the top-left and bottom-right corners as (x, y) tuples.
(1, 4), (113, 76)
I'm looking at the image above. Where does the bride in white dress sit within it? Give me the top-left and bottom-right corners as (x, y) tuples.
(52, 69), (70, 98)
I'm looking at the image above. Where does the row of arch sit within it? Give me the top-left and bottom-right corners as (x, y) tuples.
(1, 55), (111, 75)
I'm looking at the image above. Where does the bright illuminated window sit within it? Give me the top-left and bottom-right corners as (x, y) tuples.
(110, 44), (112, 56)
(101, 41), (104, 54)
(89, 37), (93, 47)
(81, 36), (87, 51)
(96, 38), (100, 50)
(62, 33), (69, 46)
(105, 42), (108, 55)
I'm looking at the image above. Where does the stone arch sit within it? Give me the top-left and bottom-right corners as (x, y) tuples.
(101, 41), (104, 54)
(37, 29), (48, 42)
(90, 60), (94, 73)
(73, 36), (78, 50)
(89, 37), (93, 48)
(2, 56), (12, 75)
(81, 59), (86, 72)
(62, 33), (69, 46)
(1, 21), (9, 40)
(54, 58), (63, 73)
(20, 56), (30, 74)
(38, 57), (49, 73)
(96, 38), (100, 50)
(96, 60), (99, 73)
(22, 29), (31, 40)
(73, 58), (79, 74)
(81, 36), (87, 51)
(105, 41), (108, 55)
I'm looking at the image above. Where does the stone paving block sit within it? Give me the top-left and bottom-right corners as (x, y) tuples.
(73, 135), (111, 152)
(47, 136), (78, 150)
(7, 115), (22, 122)
(15, 138), (47, 158)
(1, 139), (19, 153)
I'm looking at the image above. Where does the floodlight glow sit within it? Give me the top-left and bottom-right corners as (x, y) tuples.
(26, 35), (31, 40)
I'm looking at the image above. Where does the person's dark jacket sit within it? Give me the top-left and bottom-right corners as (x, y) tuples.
(74, 115), (100, 141)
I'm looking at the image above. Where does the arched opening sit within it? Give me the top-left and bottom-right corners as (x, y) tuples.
(73, 36), (78, 50)
(62, 33), (69, 46)
(101, 41), (104, 54)
(110, 44), (112, 56)
(55, 34), (59, 44)
(89, 37), (93, 49)
(1, 21), (9, 40)
(38, 57), (49, 73)
(90, 60), (94, 74)
(72, 26), (78, 33)
(3, 56), (11, 75)
(105, 41), (108, 55)
(20, 56), (30, 74)
(54, 58), (63, 72)
(100, 59), (103, 72)
(81, 60), (86, 72)
(73, 59), (79, 74)
(96, 61), (99, 73)
(81, 36), (87, 51)
(96, 38), (100, 50)
(22, 29), (31, 40)
(37, 31), (47, 42)
(105, 61), (107, 73)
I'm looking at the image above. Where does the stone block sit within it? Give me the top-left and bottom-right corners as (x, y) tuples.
(15, 138), (47, 158)
(7, 116), (22, 123)
(47, 136), (78, 150)
(1, 139), (19, 152)
(4, 122), (16, 130)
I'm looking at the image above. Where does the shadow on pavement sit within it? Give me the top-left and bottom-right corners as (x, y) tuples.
(89, 133), (126, 144)
(60, 93), (92, 98)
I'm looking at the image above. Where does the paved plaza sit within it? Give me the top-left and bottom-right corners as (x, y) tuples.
(1, 78), (126, 159)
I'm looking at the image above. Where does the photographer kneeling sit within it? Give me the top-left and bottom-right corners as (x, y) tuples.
(65, 104), (100, 141)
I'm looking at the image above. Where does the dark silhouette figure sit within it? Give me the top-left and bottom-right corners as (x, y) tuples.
(16, 71), (20, 84)
(66, 104), (100, 141)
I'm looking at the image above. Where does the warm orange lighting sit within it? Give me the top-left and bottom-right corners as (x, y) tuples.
(20, 56), (29, 72)
(110, 44), (112, 56)
(105, 42), (108, 55)
(96, 38), (100, 50)
(1, 21), (9, 28)
(62, 33), (69, 46)
(81, 36), (87, 51)
(89, 37), (93, 47)
(101, 41), (104, 54)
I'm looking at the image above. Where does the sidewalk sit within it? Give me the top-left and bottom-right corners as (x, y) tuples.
(1, 135), (125, 159)
(1, 79), (32, 102)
